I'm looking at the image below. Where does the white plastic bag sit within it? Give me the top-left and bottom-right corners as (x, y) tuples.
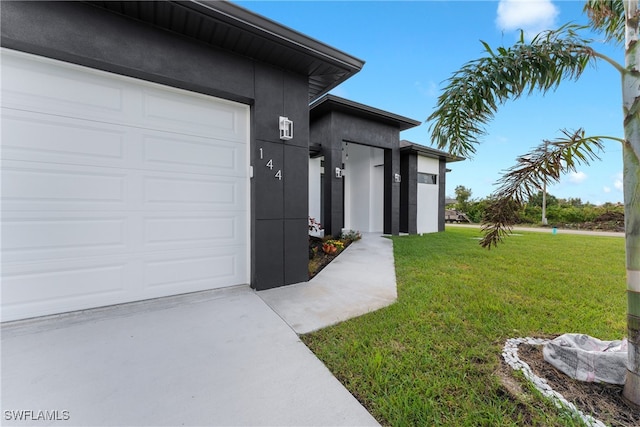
(542, 333), (628, 385)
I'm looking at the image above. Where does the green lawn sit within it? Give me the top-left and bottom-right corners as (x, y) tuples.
(302, 227), (626, 426)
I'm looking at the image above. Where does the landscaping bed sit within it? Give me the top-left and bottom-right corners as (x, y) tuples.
(515, 343), (639, 426)
(308, 230), (362, 279)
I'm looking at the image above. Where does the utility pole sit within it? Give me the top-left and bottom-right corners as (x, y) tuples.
(542, 180), (548, 225)
(542, 141), (548, 225)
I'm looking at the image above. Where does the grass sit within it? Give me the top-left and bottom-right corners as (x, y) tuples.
(301, 227), (626, 426)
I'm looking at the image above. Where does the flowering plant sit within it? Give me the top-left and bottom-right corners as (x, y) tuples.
(309, 217), (322, 233)
(322, 239), (344, 255)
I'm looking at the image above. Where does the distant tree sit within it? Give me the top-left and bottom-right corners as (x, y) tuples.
(428, 1), (639, 404)
(454, 185), (473, 212)
(528, 191), (558, 207)
(565, 197), (584, 207)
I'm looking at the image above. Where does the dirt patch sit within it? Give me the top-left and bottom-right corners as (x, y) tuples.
(509, 344), (639, 426)
(552, 211), (625, 233)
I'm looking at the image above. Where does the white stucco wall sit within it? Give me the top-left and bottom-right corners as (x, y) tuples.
(309, 157), (322, 227)
(344, 143), (384, 233)
(417, 155), (440, 234)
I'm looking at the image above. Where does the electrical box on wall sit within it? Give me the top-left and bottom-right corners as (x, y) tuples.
(279, 116), (293, 140)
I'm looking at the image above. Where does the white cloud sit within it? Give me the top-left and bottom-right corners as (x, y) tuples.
(603, 186), (611, 193)
(614, 172), (623, 191)
(567, 171), (587, 184)
(496, 0), (559, 39)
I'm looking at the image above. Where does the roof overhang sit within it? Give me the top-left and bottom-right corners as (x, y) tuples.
(310, 94), (421, 131)
(86, 0), (364, 101)
(400, 140), (465, 163)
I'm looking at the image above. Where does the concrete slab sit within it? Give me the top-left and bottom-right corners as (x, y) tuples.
(259, 233), (398, 334)
(1, 287), (379, 426)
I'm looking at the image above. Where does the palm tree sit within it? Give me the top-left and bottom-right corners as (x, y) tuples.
(428, 1), (639, 406)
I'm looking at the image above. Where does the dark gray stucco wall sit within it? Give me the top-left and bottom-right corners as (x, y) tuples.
(399, 153), (418, 234)
(310, 110), (401, 237)
(1, 1), (309, 291)
(438, 159), (447, 232)
(253, 64), (310, 289)
(310, 113), (344, 238)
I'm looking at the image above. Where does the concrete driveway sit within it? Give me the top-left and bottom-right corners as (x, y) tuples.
(2, 233), (396, 427)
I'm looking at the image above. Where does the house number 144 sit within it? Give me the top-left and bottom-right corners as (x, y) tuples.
(259, 148), (282, 180)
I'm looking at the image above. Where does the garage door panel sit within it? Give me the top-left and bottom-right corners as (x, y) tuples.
(2, 109), (247, 177)
(2, 51), (129, 122)
(2, 260), (130, 322)
(142, 173), (246, 211)
(3, 50), (249, 142)
(2, 163), (247, 213)
(142, 132), (246, 176)
(2, 213), (129, 263)
(2, 160), (128, 212)
(142, 89), (247, 142)
(143, 248), (246, 293)
(2, 110), (128, 167)
(143, 214), (246, 251)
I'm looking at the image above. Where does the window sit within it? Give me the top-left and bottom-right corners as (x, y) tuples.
(418, 172), (437, 184)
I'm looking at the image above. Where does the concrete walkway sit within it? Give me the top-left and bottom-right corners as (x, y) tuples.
(1, 233), (397, 426)
(259, 232), (397, 334)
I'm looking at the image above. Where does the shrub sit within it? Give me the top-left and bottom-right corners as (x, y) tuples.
(340, 229), (362, 242)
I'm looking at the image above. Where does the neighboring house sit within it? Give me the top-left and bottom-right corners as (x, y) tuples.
(0, 0), (463, 322)
(399, 141), (464, 234)
(307, 97), (464, 238)
(309, 95), (421, 237)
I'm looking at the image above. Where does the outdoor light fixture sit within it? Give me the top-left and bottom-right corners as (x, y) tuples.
(394, 173), (401, 183)
(279, 116), (293, 140)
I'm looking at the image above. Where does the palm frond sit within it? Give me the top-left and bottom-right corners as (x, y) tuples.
(585, 0), (626, 45)
(428, 24), (596, 158)
(480, 129), (606, 248)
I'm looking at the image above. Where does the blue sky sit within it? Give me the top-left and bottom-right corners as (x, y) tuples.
(236, 0), (625, 204)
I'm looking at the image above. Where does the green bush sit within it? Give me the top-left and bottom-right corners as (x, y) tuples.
(449, 191), (624, 225)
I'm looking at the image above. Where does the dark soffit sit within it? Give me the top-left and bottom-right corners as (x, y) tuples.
(399, 140), (465, 163)
(310, 94), (421, 131)
(85, 0), (365, 101)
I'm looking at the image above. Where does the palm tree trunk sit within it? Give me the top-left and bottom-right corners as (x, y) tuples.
(622, 138), (640, 405)
(622, 1), (640, 404)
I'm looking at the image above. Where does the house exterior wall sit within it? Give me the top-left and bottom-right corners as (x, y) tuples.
(400, 154), (418, 234)
(416, 155), (440, 234)
(310, 110), (401, 237)
(343, 144), (384, 233)
(400, 150), (450, 234)
(308, 157), (323, 226)
(438, 159), (447, 232)
(1, 1), (309, 290)
(310, 113), (344, 237)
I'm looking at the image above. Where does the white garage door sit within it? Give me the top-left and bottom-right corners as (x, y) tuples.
(1, 49), (250, 322)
